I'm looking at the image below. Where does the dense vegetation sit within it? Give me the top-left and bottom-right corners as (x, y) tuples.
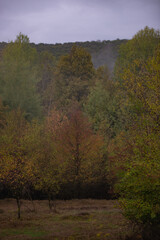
(0, 26), (160, 239)
(0, 38), (127, 73)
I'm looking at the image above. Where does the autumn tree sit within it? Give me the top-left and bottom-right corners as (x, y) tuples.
(95, 65), (111, 86)
(114, 26), (160, 84)
(45, 45), (95, 111)
(0, 110), (34, 218)
(24, 112), (65, 210)
(52, 105), (106, 198)
(111, 33), (160, 236)
(0, 33), (41, 120)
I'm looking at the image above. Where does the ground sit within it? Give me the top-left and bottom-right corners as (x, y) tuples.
(0, 199), (137, 240)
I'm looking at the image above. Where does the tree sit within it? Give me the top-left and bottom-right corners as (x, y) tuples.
(0, 98), (6, 129)
(24, 112), (65, 210)
(120, 43), (160, 132)
(0, 33), (41, 120)
(85, 77), (127, 143)
(112, 42), (160, 236)
(0, 110), (34, 218)
(95, 65), (111, 87)
(114, 26), (160, 84)
(45, 45), (95, 111)
(52, 105), (106, 198)
(37, 51), (56, 113)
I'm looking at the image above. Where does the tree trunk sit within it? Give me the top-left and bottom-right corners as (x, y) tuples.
(16, 198), (21, 219)
(27, 188), (36, 212)
(48, 198), (52, 210)
(48, 193), (52, 211)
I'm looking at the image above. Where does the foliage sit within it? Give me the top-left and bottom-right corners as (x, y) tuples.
(37, 51), (56, 113)
(22, 117), (64, 209)
(114, 26), (160, 83)
(122, 43), (160, 119)
(85, 82), (125, 141)
(113, 39), (160, 226)
(28, 39), (126, 71)
(85, 67), (128, 143)
(49, 105), (106, 197)
(116, 124), (160, 225)
(0, 109), (34, 218)
(45, 45), (95, 110)
(0, 33), (41, 120)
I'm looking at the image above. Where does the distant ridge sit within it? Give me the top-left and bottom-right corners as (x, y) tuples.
(0, 39), (127, 73)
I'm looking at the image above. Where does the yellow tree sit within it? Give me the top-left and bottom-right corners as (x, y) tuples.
(112, 44), (160, 232)
(0, 110), (34, 218)
(114, 26), (160, 84)
(25, 112), (65, 210)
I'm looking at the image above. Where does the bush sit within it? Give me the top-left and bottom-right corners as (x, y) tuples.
(117, 160), (160, 225)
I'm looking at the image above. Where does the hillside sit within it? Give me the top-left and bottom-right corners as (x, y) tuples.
(0, 39), (127, 73)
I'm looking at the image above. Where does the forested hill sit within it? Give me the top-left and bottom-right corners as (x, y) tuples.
(0, 39), (127, 72)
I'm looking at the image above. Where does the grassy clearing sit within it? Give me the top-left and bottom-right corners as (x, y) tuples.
(0, 199), (138, 240)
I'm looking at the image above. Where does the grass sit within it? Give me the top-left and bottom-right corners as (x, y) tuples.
(0, 228), (46, 238)
(0, 199), (141, 240)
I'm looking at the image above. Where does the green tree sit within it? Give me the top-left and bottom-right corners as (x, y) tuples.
(37, 51), (56, 113)
(85, 75), (127, 143)
(0, 33), (41, 120)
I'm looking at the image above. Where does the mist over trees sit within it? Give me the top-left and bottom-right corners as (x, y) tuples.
(0, 27), (160, 238)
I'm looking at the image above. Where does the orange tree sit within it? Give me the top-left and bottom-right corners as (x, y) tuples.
(52, 105), (107, 198)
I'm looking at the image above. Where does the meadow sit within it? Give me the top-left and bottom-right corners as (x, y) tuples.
(0, 199), (135, 240)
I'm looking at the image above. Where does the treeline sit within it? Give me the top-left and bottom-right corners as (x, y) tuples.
(0, 38), (127, 72)
(0, 26), (160, 238)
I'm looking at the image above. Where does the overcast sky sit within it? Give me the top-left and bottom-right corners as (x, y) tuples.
(0, 0), (160, 44)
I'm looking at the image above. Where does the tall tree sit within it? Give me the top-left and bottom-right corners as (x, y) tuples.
(45, 45), (95, 111)
(85, 69), (128, 143)
(0, 33), (41, 120)
(111, 36), (160, 234)
(53, 106), (106, 197)
(37, 51), (56, 113)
